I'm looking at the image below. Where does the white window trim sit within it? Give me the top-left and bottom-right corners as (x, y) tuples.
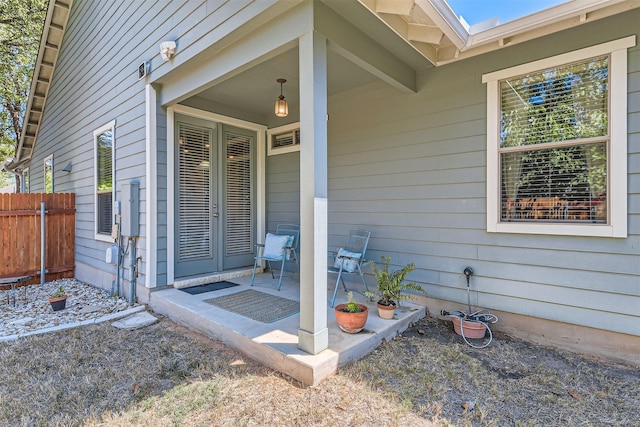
(93, 120), (116, 242)
(43, 154), (53, 193)
(267, 122), (300, 156)
(483, 36), (635, 238)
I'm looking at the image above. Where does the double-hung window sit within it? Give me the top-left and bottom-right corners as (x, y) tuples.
(94, 121), (115, 240)
(483, 36), (634, 237)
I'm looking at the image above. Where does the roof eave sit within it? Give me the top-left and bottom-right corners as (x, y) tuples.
(9, 0), (72, 171)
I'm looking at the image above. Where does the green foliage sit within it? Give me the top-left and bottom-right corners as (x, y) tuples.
(500, 57), (609, 203)
(0, 0), (47, 182)
(344, 291), (363, 313)
(51, 285), (66, 298)
(367, 256), (425, 306)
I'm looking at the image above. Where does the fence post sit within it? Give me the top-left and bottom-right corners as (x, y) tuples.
(41, 201), (46, 285)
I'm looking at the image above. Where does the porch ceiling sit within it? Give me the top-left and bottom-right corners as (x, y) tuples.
(184, 47), (379, 124)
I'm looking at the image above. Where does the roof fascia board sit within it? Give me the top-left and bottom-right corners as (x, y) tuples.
(435, 1), (639, 65)
(14, 0), (73, 165)
(467, 0), (631, 47)
(414, 0), (468, 49)
(316, 1), (416, 93)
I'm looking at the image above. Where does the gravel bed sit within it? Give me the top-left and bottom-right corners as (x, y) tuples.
(1, 278), (140, 338)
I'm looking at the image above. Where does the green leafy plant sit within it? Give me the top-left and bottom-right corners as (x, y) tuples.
(343, 291), (364, 313)
(51, 285), (66, 298)
(367, 256), (425, 306)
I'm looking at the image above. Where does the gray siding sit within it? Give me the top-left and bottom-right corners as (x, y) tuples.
(27, 0), (275, 289)
(27, 0), (638, 336)
(316, 11), (639, 336)
(265, 152), (300, 232)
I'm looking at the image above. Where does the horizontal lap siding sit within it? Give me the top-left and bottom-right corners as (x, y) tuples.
(28, 0), (270, 287)
(325, 12), (639, 336)
(265, 152), (300, 231)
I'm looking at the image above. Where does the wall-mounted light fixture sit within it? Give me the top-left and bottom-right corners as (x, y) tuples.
(160, 40), (176, 61)
(274, 78), (288, 118)
(62, 161), (72, 173)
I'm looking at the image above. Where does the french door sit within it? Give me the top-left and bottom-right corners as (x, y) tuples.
(174, 114), (255, 278)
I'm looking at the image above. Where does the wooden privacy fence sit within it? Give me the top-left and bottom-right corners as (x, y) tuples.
(0, 193), (75, 287)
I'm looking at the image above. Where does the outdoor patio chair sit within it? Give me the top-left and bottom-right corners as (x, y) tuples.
(328, 228), (371, 307)
(276, 223), (300, 273)
(250, 227), (299, 291)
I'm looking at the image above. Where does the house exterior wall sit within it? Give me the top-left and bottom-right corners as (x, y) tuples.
(25, 0), (638, 341)
(26, 0), (280, 295)
(310, 10), (638, 337)
(263, 9), (639, 339)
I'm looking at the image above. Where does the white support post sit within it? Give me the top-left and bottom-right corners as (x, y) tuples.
(297, 31), (329, 355)
(145, 84), (158, 287)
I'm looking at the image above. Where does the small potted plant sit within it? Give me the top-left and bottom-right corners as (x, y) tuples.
(334, 291), (368, 333)
(367, 256), (426, 319)
(48, 285), (67, 311)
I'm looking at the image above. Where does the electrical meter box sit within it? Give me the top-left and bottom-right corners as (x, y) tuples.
(120, 180), (140, 237)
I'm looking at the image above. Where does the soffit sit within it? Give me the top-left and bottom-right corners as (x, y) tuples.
(356, 0), (640, 67)
(12, 0), (72, 168)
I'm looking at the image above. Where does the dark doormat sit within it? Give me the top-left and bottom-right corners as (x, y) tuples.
(179, 281), (240, 295)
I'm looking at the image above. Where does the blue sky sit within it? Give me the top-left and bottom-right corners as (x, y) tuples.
(445, 0), (569, 25)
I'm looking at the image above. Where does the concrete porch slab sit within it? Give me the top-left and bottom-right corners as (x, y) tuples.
(148, 273), (426, 386)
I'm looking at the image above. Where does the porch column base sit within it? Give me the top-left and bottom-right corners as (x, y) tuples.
(298, 327), (329, 355)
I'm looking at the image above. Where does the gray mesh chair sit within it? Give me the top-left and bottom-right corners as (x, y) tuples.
(328, 229), (371, 307)
(276, 224), (300, 272)
(250, 225), (299, 291)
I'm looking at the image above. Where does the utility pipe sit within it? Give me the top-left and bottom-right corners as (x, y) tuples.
(40, 201), (46, 285)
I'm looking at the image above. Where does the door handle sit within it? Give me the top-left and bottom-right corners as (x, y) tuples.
(213, 213), (219, 218)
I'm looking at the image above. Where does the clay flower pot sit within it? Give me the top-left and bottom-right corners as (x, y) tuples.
(376, 301), (396, 320)
(48, 295), (67, 311)
(452, 316), (486, 339)
(334, 304), (368, 333)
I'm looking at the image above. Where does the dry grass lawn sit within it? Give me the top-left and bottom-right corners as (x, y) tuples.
(0, 314), (637, 426)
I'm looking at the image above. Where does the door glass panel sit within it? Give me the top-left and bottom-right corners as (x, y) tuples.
(225, 131), (252, 256)
(178, 123), (212, 261)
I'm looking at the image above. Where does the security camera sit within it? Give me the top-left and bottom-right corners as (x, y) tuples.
(160, 40), (176, 61)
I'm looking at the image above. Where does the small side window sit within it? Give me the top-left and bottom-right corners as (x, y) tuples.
(44, 155), (53, 193)
(22, 167), (30, 193)
(94, 120), (115, 240)
(267, 123), (300, 156)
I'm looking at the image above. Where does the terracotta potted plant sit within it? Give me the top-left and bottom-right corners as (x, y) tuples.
(48, 285), (67, 311)
(367, 256), (426, 319)
(451, 316), (487, 339)
(334, 292), (368, 333)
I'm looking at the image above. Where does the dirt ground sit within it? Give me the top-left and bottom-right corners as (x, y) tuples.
(0, 313), (638, 426)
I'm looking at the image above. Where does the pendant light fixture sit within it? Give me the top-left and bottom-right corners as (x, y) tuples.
(274, 78), (289, 118)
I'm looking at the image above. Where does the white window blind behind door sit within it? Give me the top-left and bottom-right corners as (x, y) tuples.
(178, 123), (212, 260)
(225, 132), (252, 256)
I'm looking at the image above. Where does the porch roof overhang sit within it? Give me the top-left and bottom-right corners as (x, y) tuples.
(354, 0), (640, 67)
(7, 0), (640, 173)
(4, 0), (72, 173)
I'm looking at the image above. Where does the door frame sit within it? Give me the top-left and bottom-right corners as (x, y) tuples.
(167, 104), (267, 285)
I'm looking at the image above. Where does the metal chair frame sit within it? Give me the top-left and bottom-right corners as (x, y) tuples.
(328, 228), (371, 307)
(250, 225), (299, 291)
(275, 223), (300, 273)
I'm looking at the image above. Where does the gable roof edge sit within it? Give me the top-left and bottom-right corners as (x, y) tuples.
(8, 0), (73, 171)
